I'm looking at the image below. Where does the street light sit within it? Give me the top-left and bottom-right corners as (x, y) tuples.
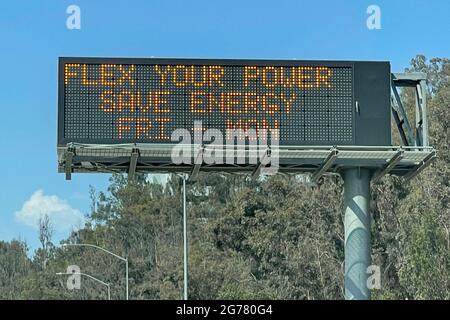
(61, 243), (129, 300)
(182, 173), (188, 300)
(56, 272), (111, 300)
(177, 173), (189, 300)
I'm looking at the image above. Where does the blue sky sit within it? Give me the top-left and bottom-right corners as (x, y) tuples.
(0, 0), (448, 252)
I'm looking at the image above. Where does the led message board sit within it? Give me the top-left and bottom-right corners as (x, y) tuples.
(58, 58), (391, 146)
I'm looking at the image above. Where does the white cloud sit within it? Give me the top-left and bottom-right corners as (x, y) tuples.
(15, 190), (85, 233)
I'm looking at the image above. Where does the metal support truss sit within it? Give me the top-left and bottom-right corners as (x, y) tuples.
(190, 146), (203, 181)
(128, 148), (139, 181)
(372, 149), (404, 183)
(251, 148), (269, 181)
(311, 147), (338, 182)
(391, 73), (429, 148)
(404, 149), (436, 181)
(65, 147), (75, 181)
(58, 144), (435, 179)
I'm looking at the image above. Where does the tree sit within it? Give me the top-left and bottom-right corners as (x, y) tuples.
(36, 214), (54, 271)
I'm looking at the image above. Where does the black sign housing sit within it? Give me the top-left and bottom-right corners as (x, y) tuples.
(58, 57), (391, 147)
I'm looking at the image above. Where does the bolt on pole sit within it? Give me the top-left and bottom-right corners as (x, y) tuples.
(343, 168), (372, 300)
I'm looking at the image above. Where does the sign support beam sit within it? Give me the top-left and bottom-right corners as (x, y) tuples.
(343, 168), (372, 300)
(128, 149), (139, 181)
(391, 72), (428, 148)
(372, 149), (404, 183)
(404, 150), (436, 181)
(189, 146), (203, 181)
(311, 147), (338, 182)
(251, 149), (268, 181)
(182, 173), (188, 300)
(65, 149), (74, 181)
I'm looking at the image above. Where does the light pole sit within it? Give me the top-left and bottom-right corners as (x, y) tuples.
(176, 173), (189, 300)
(61, 243), (129, 300)
(182, 173), (188, 300)
(57, 272), (111, 300)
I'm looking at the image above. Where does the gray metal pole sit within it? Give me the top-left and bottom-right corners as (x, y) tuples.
(343, 168), (372, 300)
(125, 258), (129, 300)
(183, 175), (188, 300)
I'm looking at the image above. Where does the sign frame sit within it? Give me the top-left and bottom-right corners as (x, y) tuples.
(58, 57), (391, 147)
